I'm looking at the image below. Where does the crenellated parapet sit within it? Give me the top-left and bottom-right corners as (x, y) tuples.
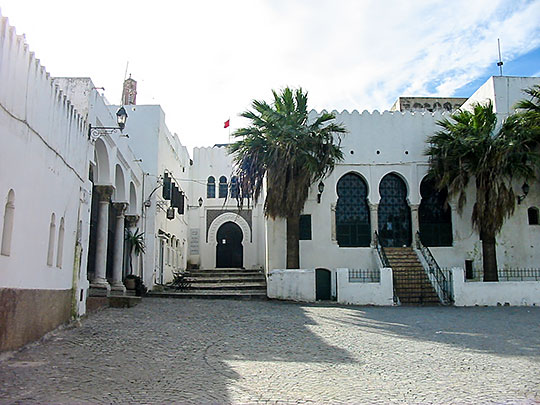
(0, 10), (88, 179)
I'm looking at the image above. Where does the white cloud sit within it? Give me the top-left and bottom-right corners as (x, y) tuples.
(1, 0), (539, 152)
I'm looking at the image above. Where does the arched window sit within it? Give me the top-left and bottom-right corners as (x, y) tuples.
(378, 173), (411, 247)
(56, 217), (65, 268)
(47, 213), (56, 266)
(419, 178), (452, 246)
(219, 176), (228, 198)
(1, 189), (15, 256)
(529, 207), (539, 225)
(336, 173), (371, 247)
(443, 102), (452, 111)
(207, 176), (215, 198)
(230, 176), (239, 199)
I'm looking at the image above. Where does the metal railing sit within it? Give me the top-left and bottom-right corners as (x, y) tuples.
(467, 268), (540, 282)
(415, 231), (453, 304)
(373, 231), (390, 267)
(348, 269), (381, 283)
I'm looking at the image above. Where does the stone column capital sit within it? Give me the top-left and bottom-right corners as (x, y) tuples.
(368, 202), (379, 211)
(112, 202), (129, 216)
(94, 185), (114, 202)
(125, 214), (140, 227)
(409, 203), (420, 212)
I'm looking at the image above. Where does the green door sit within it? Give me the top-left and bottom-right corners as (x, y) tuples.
(316, 269), (331, 301)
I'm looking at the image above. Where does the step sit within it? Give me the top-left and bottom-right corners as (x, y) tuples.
(187, 282), (267, 290)
(148, 290), (268, 300)
(187, 271), (264, 277)
(186, 277), (266, 284)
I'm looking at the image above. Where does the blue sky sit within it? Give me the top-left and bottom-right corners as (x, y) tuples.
(1, 0), (539, 152)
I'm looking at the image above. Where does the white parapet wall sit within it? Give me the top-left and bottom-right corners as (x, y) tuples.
(267, 269), (316, 302)
(336, 268), (394, 306)
(451, 268), (540, 306)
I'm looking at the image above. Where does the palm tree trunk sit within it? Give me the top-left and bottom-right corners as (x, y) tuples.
(286, 214), (300, 269)
(481, 233), (499, 282)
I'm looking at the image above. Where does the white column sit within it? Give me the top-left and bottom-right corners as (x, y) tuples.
(410, 203), (420, 245)
(90, 185), (113, 296)
(111, 202), (128, 294)
(369, 203), (379, 247)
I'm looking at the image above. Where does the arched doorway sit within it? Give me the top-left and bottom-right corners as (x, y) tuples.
(216, 222), (243, 268)
(419, 177), (452, 246)
(315, 268), (332, 301)
(378, 173), (412, 247)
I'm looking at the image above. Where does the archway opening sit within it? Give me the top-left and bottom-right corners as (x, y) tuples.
(216, 221), (243, 268)
(378, 173), (412, 247)
(315, 268), (332, 301)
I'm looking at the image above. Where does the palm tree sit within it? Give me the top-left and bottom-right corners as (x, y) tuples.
(426, 101), (540, 281)
(228, 87), (346, 269)
(515, 84), (540, 126)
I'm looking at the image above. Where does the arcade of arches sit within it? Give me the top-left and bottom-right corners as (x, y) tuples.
(335, 172), (452, 248)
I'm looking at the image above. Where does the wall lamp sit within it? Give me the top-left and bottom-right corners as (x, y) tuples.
(88, 106), (129, 142)
(517, 182), (530, 205)
(188, 197), (204, 209)
(317, 181), (325, 203)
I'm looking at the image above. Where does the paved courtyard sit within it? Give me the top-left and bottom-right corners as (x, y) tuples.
(0, 298), (539, 404)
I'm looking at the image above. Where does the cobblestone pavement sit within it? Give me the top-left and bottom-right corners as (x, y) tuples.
(1, 298), (539, 404)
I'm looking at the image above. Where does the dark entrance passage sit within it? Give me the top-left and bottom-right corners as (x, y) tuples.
(315, 268), (331, 301)
(378, 173), (412, 247)
(216, 222), (243, 268)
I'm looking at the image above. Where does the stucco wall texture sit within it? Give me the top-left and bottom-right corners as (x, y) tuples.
(0, 288), (72, 352)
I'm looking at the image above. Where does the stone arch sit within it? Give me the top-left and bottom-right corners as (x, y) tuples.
(128, 182), (138, 214)
(377, 171), (410, 201)
(94, 139), (111, 184)
(208, 212), (251, 245)
(114, 165), (126, 201)
(1, 189), (15, 256)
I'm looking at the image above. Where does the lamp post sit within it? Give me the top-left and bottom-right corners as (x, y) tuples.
(88, 106), (129, 142)
(517, 182), (530, 205)
(188, 197), (204, 209)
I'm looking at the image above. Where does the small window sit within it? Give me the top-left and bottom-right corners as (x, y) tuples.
(47, 213), (56, 266)
(299, 215), (312, 240)
(207, 176), (215, 198)
(528, 207), (539, 225)
(230, 176), (239, 199)
(56, 217), (65, 268)
(219, 176), (228, 198)
(1, 189), (15, 256)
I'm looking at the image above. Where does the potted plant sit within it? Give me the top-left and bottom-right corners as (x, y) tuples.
(124, 228), (146, 289)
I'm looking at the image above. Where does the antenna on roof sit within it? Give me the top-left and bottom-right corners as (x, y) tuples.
(497, 39), (504, 76)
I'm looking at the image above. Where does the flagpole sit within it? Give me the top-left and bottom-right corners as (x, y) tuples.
(228, 117), (231, 143)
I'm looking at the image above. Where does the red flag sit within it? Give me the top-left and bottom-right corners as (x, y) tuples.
(224, 119), (230, 128)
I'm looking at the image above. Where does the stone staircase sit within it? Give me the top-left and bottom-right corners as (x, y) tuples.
(150, 268), (267, 300)
(385, 247), (440, 305)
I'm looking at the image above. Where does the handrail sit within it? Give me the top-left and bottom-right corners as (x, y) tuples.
(373, 231), (390, 267)
(415, 231), (452, 304)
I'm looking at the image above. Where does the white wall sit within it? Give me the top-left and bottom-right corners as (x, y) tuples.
(267, 269), (316, 302)
(0, 16), (88, 298)
(451, 268), (540, 306)
(336, 268), (394, 306)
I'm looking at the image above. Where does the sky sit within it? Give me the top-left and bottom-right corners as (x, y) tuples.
(1, 0), (540, 153)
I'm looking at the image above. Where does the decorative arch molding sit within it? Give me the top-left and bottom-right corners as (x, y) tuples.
(114, 164), (126, 201)
(335, 170), (370, 197)
(208, 213), (251, 245)
(376, 170), (411, 203)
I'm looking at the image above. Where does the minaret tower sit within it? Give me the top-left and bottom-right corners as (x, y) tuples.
(122, 74), (137, 105)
